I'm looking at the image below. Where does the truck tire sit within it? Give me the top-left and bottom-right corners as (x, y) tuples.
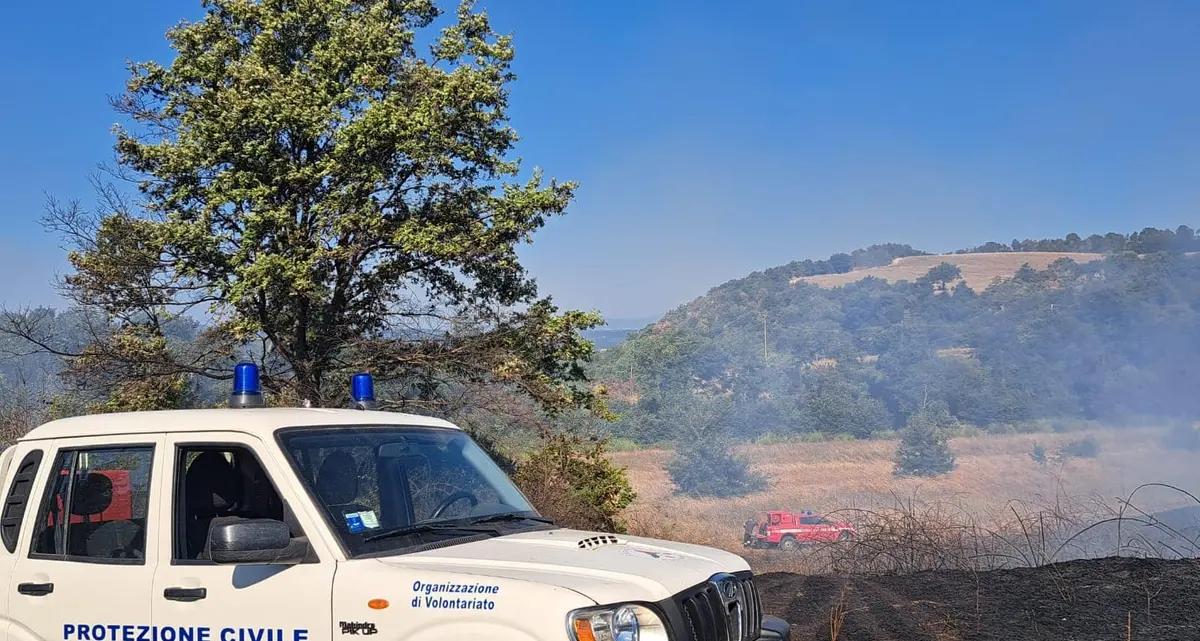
(779, 535), (798, 551)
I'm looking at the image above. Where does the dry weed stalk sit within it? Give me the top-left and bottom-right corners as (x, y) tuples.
(1143, 581), (1163, 624)
(1048, 562), (1075, 603)
(793, 491), (1102, 575)
(827, 586), (853, 641)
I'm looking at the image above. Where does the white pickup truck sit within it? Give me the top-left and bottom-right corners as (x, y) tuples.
(0, 364), (789, 641)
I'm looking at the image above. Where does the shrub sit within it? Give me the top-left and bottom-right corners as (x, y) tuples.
(1060, 436), (1100, 459)
(1030, 442), (1047, 465)
(667, 433), (768, 498)
(604, 437), (643, 452)
(512, 431), (637, 533)
(754, 432), (795, 446)
(894, 405), (956, 477)
(659, 395), (768, 498)
(0, 402), (42, 446)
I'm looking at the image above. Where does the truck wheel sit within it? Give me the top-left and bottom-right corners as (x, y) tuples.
(779, 536), (798, 551)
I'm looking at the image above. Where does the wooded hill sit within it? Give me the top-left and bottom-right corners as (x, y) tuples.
(589, 226), (1200, 444)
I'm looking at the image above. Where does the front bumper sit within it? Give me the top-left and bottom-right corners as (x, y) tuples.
(757, 615), (790, 641)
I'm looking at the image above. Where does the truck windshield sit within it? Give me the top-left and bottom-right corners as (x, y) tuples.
(276, 425), (545, 558)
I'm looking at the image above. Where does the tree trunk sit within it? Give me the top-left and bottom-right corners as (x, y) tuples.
(292, 364), (324, 408)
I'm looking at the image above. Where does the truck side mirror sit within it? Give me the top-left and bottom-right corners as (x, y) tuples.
(207, 518), (308, 565)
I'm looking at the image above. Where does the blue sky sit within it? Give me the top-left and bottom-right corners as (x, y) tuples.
(2, 1), (1200, 320)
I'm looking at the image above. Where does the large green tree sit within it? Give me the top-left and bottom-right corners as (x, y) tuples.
(17, 0), (602, 411)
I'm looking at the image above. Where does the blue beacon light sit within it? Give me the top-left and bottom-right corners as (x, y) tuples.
(350, 372), (379, 410)
(230, 361), (265, 408)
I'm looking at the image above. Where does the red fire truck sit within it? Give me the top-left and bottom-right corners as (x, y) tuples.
(743, 510), (857, 550)
(47, 468), (134, 525)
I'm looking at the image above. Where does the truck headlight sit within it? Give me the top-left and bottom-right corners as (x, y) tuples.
(568, 603), (668, 641)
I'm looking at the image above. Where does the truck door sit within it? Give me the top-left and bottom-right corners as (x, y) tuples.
(7, 435), (165, 641)
(0, 442), (48, 641)
(151, 434), (335, 641)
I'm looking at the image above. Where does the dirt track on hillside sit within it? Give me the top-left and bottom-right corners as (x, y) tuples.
(757, 557), (1200, 640)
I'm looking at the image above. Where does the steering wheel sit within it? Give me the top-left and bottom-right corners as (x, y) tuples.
(430, 490), (479, 519)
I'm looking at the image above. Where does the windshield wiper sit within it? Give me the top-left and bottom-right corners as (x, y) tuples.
(363, 513), (554, 544)
(363, 521), (501, 543)
(468, 512), (556, 526)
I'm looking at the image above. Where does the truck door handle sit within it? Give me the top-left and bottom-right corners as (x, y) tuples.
(164, 587), (207, 602)
(17, 582), (53, 596)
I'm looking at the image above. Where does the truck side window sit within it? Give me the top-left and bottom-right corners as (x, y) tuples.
(29, 445), (154, 564)
(1, 449), (43, 553)
(173, 445), (307, 561)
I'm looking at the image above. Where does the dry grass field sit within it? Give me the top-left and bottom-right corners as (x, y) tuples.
(792, 252), (1104, 290)
(611, 428), (1200, 574)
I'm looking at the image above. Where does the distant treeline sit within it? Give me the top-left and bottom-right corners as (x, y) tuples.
(956, 225), (1200, 255)
(752, 225), (1200, 287)
(754, 243), (930, 282)
(590, 226), (1200, 444)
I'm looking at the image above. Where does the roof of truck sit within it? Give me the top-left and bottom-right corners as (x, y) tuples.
(20, 407), (461, 442)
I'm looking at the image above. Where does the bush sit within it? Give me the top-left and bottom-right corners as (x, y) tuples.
(604, 437), (643, 452)
(1030, 442), (1047, 465)
(668, 433), (768, 498)
(894, 405), (956, 477)
(1060, 436), (1100, 459)
(654, 395), (768, 498)
(512, 431), (637, 533)
(753, 432), (795, 446)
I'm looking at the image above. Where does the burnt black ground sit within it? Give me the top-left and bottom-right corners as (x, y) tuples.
(757, 557), (1200, 640)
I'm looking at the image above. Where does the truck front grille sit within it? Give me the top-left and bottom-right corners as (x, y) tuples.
(670, 572), (761, 641)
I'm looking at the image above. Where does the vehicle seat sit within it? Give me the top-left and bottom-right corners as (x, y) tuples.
(184, 451), (243, 559)
(68, 473), (143, 559)
(315, 452), (369, 521)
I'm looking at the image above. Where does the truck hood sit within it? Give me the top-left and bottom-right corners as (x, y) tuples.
(373, 527), (751, 605)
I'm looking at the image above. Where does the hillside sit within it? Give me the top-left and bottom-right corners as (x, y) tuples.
(794, 251), (1104, 290)
(589, 226), (1200, 444)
